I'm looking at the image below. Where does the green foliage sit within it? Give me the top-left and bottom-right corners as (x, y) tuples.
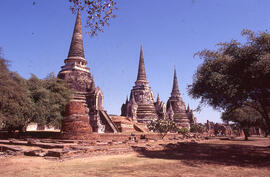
(148, 119), (179, 138)
(222, 106), (263, 140)
(177, 127), (190, 136)
(189, 29), (270, 129)
(0, 56), (71, 131)
(69, 0), (117, 37)
(190, 123), (206, 133)
(148, 119), (190, 138)
(0, 58), (33, 131)
(27, 73), (72, 127)
(222, 106), (261, 129)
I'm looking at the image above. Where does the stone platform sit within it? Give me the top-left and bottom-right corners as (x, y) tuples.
(0, 133), (206, 160)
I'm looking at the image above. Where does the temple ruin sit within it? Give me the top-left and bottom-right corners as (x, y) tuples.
(166, 67), (197, 128)
(121, 46), (166, 123)
(57, 10), (197, 137)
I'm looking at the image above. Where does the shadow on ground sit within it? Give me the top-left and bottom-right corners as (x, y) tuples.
(132, 141), (270, 168)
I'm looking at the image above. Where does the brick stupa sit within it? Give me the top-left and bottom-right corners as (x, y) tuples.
(166, 67), (191, 128)
(58, 9), (118, 138)
(121, 46), (165, 123)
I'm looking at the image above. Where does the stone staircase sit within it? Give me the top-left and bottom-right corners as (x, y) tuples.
(99, 110), (119, 133)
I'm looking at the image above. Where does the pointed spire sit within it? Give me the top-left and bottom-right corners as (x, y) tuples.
(187, 104), (190, 112)
(171, 66), (181, 97)
(136, 45), (147, 83)
(68, 8), (85, 60)
(156, 93), (160, 103)
(125, 95), (129, 104)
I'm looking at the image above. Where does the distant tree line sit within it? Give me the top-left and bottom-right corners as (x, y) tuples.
(0, 53), (71, 132)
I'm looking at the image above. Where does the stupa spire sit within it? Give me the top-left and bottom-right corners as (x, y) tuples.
(136, 45), (147, 83)
(171, 66), (181, 97)
(68, 8), (85, 59)
(156, 93), (160, 103)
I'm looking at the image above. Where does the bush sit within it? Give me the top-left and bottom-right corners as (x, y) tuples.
(177, 127), (190, 138)
(190, 123), (206, 133)
(148, 119), (178, 138)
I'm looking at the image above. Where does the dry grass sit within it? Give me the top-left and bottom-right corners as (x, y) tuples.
(0, 136), (270, 177)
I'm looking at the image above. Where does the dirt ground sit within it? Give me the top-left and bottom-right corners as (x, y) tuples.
(0, 136), (270, 177)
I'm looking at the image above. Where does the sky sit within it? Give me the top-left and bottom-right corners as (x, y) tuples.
(1, 0), (270, 123)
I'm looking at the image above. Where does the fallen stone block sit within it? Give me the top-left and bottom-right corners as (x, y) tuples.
(0, 145), (23, 153)
(24, 149), (46, 157)
(45, 150), (62, 157)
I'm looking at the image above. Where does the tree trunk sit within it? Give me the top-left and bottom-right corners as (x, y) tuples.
(243, 128), (249, 141)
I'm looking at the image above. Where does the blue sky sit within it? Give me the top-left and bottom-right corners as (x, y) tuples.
(1, 0), (270, 123)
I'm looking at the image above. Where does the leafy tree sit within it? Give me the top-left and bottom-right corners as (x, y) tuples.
(27, 73), (71, 128)
(148, 119), (178, 139)
(221, 106), (262, 140)
(189, 29), (270, 131)
(0, 50), (71, 131)
(69, 0), (117, 36)
(148, 119), (190, 138)
(0, 58), (33, 132)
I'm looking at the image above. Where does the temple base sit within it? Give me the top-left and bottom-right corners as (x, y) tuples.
(61, 101), (92, 139)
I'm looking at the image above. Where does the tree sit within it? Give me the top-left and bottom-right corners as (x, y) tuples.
(148, 119), (179, 139)
(0, 51), (71, 131)
(69, 0), (117, 36)
(0, 58), (33, 132)
(189, 29), (270, 131)
(221, 106), (262, 140)
(27, 73), (71, 128)
(148, 119), (189, 138)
